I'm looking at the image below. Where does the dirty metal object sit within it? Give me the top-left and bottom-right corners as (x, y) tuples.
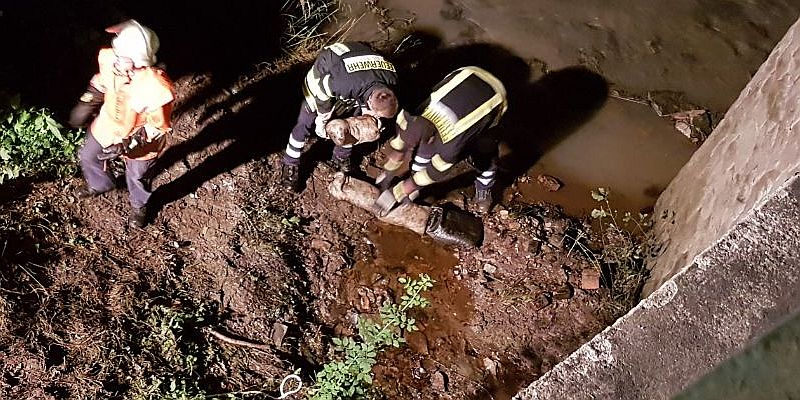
(205, 327), (272, 351)
(425, 206), (484, 248)
(328, 174), (485, 247)
(328, 173), (429, 235)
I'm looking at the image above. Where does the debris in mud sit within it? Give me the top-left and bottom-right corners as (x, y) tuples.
(431, 370), (449, 392)
(272, 322), (288, 347)
(581, 269), (601, 290)
(609, 89), (719, 143)
(537, 174), (563, 192)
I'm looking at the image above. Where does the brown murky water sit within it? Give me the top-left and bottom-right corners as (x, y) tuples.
(335, 0), (799, 216)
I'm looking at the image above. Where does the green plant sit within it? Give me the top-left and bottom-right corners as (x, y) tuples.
(569, 188), (652, 316)
(0, 95), (83, 183)
(308, 274), (435, 400)
(129, 301), (218, 400)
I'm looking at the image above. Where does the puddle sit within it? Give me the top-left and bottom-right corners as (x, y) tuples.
(335, 222), (490, 397)
(510, 97), (697, 216)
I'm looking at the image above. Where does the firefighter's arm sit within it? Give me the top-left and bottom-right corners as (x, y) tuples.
(307, 50), (336, 116)
(375, 110), (424, 190)
(69, 62), (108, 128)
(410, 152), (455, 189)
(69, 82), (104, 128)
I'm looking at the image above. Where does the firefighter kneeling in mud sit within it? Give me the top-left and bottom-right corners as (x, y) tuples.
(279, 41), (399, 191)
(69, 20), (174, 228)
(373, 66), (507, 216)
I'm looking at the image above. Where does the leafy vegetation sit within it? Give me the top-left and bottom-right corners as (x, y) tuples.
(128, 300), (222, 400)
(307, 274), (434, 400)
(0, 94), (83, 183)
(570, 188), (652, 315)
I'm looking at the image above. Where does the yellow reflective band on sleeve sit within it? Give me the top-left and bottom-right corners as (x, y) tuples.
(431, 154), (453, 172)
(326, 43), (351, 55)
(305, 69), (330, 101)
(396, 110), (408, 130)
(302, 84), (318, 112)
(392, 183), (406, 201)
(322, 75), (333, 97)
(389, 135), (405, 151)
(412, 169), (434, 186)
(384, 158), (403, 171)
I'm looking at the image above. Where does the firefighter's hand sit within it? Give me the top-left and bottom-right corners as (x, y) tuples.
(69, 84), (105, 128)
(97, 143), (127, 161)
(314, 112), (332, 139)
(374, 180), (419, 217)
(374, 170), (397, 192)
(374, 189), (399, 217)
(375, 155), (403, 191)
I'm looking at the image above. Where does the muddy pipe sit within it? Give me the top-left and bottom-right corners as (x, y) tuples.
(328, 173), (484, 247)
(328, 173), (430, 235)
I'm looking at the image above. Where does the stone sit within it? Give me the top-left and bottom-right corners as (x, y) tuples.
(483, 357), (499, 377)
(581, 269), (601, 290)
(537, 174), (563, 192)
(431, 370), (449, 392)
(272, 322), (288, 347)
(310, 239), (333, 252)
(483, 263), (498, 274)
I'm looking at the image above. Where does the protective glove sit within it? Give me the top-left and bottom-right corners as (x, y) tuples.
(69, 84), (105, 128)
(314, 111), (333, 139)
(97, 140), (130, 161)
(374, 189), (399, 217)
(374, 155), (404, 191)
(374, 170), (398, 192)
(373, 180), (420, 217)
(96, 126), (149, 161)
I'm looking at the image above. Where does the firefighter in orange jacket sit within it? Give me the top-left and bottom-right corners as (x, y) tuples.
(69, 20), (174, 228)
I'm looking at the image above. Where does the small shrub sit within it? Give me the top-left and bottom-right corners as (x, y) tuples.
(568, 188), (652, 316)
(0, 95), (83, 183)
(129, 301), (218, 400)
(308, 274), (434, 400)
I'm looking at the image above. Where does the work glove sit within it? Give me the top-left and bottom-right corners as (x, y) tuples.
(374, 154), (404, 191)
(96, 127), (150, 161)
(374, 170), (398, 192)
(97, 140), (130, 161)
(373, 180), (419, 217)
(314, 111), (333, 139)
(69, 84), (104, 128)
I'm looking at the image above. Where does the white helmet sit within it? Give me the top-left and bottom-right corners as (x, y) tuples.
(106, 19), (159, 67)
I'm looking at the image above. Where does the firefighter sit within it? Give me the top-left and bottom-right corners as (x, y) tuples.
(279, 41), (399, 191)
(69, 19), (174, 228)
(373, 66), (507, 216)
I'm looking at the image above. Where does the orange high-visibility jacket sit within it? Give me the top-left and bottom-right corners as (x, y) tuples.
(89, 48), (174, 160)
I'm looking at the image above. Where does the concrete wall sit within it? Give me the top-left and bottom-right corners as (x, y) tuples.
(644, 17), (800, 295)
(513, 174), (800, 400)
